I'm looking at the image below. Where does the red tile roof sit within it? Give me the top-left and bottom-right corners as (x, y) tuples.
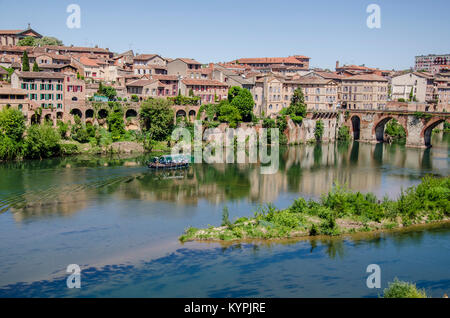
(134, 54), (160, 61)
(182, 79), (227, 86)
(233, 56), (310, 65)
(342, 74), (388, 82)
(177, 58), (202, 65)
(17, 71), (65, 79)
(0, 30), (24, 35)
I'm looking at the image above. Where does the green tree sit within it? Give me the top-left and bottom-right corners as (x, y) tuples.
(217, 100), (241, 128)
(17, 36), (36, 46)
(282, 87), (307, 124)
(18, 36), (63, 47)
(107, 109), (126, 141)
(140, 98), (175, 141)
(229, 87), (254, 122)
(21, 51), (30, 72)
(409, 87), (414, 102)
(24, 124), (61, 159)
(32, 61), (40, 72)
(227, 86), (242, 102)
(314, 120), (324, 141)
(35, 36), (63, 46)
(0, 107), (26, 142)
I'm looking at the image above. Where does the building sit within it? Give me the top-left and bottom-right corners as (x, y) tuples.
(415, 54), (450, 73)
(0, 26), (42, 46)
(231, 55), (310, 71)
(340, 74), (388, 110)
(179, 79), (228, 104)
(256, 74), (339, 116)
(126, 75), (179, 100)
(391, 72), (435, 103)
(11, 71), (65, 111)
(0, 87), (34, 115)
(42, 45), (114, 59)
(167, 58), (202, 78)
(0, 67), (8, 81)
(133, 54), (167, 75)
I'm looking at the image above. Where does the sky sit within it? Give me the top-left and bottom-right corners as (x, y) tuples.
(1, 0), (449, 70)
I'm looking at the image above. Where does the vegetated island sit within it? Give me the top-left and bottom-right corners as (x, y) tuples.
(179, 175), (450, 242)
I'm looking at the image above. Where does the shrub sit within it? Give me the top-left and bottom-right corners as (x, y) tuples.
(385, 119), (406, 140)
(337, 126), (350, 141)
(382, 279), (427, 298)
(314, 120), (324, 142)
(60, 143), (80, 155)
(24, 124), (61, 159)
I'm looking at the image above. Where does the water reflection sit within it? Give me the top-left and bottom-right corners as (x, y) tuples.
(0, 136), (448, 222)
(1, 223), (449, 298)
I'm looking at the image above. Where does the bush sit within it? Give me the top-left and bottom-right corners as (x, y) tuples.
(337, 126), (350, 141)
(60, 143), (80, 156)
(140, 98), (175, 141)
(382, 279), (427, 298)
(107, 109), (125, 141)
(217, 101), (241, 128)
(24, 124), (61, 159)
(0, 108), (26, 142)
(385, 119), (406, 140)
(314, 120), (324, 142)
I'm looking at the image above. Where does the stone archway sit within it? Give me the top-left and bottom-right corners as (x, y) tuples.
(374, 117), (393, 142)
(86, 109), (94, 119)
(422, 119), (447, 147)
(176, 110), (187, 121)
(31, 114), (41, 125)
(44, 114), (52, 125)
(125, 109), (138, 119)
(98, 109), (108, 119)
(57, 112), (64, 120)
(70, 108), (82, 119)
(351, 116), (360, 140)
(188, 110), (196, 122)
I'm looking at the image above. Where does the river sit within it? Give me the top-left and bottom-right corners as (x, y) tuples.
(0, 133), (448, 297)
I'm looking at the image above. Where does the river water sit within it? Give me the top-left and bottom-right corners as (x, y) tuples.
(0, 134), (449, 297)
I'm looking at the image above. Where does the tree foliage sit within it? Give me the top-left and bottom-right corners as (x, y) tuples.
(21, 51), (30, 72)
(140, 98), (175, 141)
(18, 36), (63, 47)
(229, 87), (254, 122)
(217, 100), (241, 128)
(281, 87), (307, 124)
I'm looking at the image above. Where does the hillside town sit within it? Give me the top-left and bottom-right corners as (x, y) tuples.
(0, 25), (449, 129)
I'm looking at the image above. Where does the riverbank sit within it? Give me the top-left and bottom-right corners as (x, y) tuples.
(179, 175), (450, 242)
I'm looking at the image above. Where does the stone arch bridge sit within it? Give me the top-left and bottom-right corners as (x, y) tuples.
(341, 110), (449, 148)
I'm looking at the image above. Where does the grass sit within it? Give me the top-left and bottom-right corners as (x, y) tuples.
(179, 175), (450, 242)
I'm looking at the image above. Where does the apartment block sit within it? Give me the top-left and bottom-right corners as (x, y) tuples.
(179, 79), (228, 104)
(340, 74), (388, 110)
(415, 54), (450, 73)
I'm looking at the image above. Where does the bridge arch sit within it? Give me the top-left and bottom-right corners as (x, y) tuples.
(374, 117), (394, 142)
(351, 115), (360, 140)
(422, 118), (448, 147)
(373, 116), (407, 143)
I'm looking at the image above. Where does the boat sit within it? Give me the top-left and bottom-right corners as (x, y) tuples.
(147, 154), (191, 170)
